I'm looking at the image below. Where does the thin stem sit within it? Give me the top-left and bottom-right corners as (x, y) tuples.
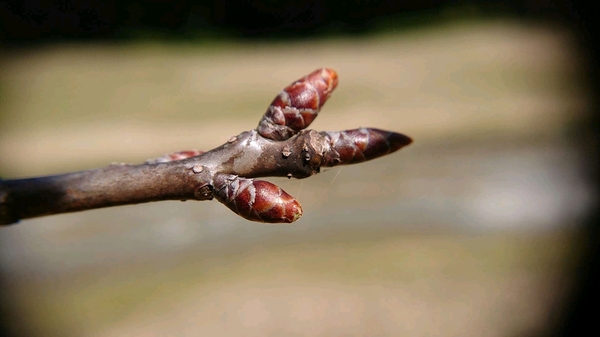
(0, 162), (203, 224)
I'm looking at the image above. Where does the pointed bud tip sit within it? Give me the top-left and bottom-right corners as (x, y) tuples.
(322, 67), (338, 78)
(313, 68), (338, 90)
(284, 201), (303, 223)
(388, 132), (413, 152)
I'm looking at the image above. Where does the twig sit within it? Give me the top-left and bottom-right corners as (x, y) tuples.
(0, 68), (412, 225)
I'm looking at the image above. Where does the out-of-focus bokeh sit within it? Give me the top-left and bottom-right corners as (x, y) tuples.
(0, 2), (597, 336)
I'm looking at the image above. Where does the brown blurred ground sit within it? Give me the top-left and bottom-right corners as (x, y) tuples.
(0, 20), (593, 336)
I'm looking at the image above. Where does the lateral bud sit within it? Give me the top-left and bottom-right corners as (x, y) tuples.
(213, 174), (302, 223)
(257, 68), (338, 141)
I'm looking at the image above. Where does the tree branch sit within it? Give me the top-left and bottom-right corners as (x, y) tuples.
(0, 68), (412, 225)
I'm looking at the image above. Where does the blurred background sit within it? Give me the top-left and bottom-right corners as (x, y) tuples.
(0, 1), (598, 336)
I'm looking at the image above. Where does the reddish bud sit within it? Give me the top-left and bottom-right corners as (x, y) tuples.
(213, 174), (302, 223)
(258, 68), (338, 141)
(322, 128), (412, 166)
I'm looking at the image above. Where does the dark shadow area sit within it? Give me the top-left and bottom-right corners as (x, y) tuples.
(550, 1), (600, 335)
(0, 0), (576, 43)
